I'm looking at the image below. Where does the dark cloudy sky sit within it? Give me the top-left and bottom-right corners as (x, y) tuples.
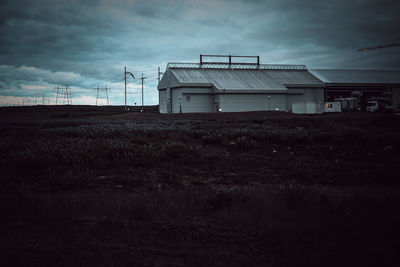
(1, 0), (399, 106)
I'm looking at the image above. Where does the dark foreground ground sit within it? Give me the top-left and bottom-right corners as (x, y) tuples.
(1, 106), (400, 266)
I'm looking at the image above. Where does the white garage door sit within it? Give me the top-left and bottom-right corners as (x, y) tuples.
(181, 94), (214, 113)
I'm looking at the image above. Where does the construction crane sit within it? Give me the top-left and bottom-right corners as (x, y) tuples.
(358, 42), (400, 52)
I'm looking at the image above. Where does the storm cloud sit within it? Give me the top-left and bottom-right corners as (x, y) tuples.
(1, 0), (399, 105)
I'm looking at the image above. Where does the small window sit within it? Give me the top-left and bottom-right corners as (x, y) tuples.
(186, 95), (191, 102)
(326, 104), (333, 108)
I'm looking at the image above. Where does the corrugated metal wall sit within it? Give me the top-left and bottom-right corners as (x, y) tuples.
(161, 87), (324, 113)
(219, 94), (287, 112)
(159, 90), (167, 113)
(286, 88), (324, 111)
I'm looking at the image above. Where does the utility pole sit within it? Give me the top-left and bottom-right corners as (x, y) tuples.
(124, 66), (127, 110)
(140, 73), (147, 112)
(124, 66), (135, 111)
(158, 67), (164, 84)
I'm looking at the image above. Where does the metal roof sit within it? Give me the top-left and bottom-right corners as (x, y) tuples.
(171, 69), (284, 90)
(160, 68), (323, 91)
(309, 69), (400, 84)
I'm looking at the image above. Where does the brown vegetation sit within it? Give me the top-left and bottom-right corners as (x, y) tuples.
(1, 106), (400, 266)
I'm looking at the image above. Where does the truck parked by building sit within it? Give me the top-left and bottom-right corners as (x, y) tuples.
(367, 97), (393, 112)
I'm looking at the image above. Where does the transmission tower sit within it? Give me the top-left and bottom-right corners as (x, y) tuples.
(94, 85), (110, 106)
(55, 85), (72, 105)
(34, 91), (39, 105)
(55, 85), (60, 105)
(40, 92), (49, 105)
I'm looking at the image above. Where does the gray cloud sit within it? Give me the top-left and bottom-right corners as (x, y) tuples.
(1, 0), (399, 105)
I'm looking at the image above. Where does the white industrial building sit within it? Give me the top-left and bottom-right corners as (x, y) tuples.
(158, 55), (400, 113)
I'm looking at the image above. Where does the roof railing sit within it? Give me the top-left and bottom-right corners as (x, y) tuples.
(167, 62), (307, 70)
(200, 55), (260, 66)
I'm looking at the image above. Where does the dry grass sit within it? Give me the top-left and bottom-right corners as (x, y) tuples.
(1, 107), (400, 266)
(2, 186), (399, 266)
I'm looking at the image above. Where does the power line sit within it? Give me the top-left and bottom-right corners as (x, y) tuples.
(131, 68), (158, 72)
(111, 77), (125, 83)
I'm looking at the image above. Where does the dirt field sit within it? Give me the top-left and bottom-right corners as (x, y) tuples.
(1, 106), (400, 266)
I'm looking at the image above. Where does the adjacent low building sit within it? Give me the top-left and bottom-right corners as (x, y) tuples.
(309, 69), (400, 111)
(158, 56), (400, 113)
